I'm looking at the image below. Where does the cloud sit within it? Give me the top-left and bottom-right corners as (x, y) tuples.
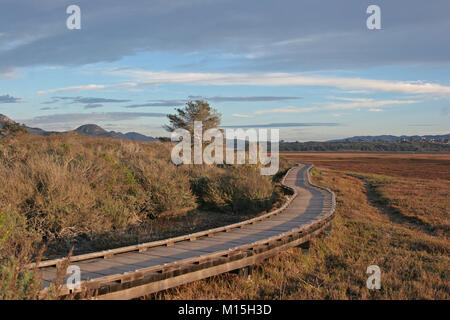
(84, 103), (104, 109)
(124, 100), (186, 108)
(253, 107), (319, 115)
(42, 71), (450, 96)
(1, 1), (449, 72)
(221, 123), (339, 128)
(232, 113), (253, 118)
(42, 98), (59, 105)
(72, 97), (131, 104)
(123, 96), (302, 108)
(233, 98), (418, 117)
(37, 83), (136, 95)
(187, 96), (302, 102)
(42, 96), (131, 107)
(322, 98), (418, 111)
(0, 94), (21, 104)
(37, 85), (108, 95)
(0, 70), (19, 79)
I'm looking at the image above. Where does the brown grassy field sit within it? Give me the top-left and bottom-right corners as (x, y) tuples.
(150, 153), (449, 300)
(281, 152), (450, 180)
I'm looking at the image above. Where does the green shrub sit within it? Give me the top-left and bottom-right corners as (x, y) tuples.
(190, 166), (277, 214)
(0, 258), (41, 300)
(0, 210), (41, 300)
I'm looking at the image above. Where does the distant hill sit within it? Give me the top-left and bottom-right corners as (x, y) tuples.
(0, 114), (157, 142)
(0, 114), (14, 127)
(0, 114), (28, 138)
(74, 124), (121, 139)
(25, 126), (62, 136)
(74, 124), (157, 141)
(280, 139), (450, 153)
(112, 131), (157, 142)
(281, 133), (450, 152)
(329, 134), (450, 142)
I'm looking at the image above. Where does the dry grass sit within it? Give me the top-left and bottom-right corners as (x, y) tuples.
(150, 154), (449, 300)
(0, 133), (288, 299)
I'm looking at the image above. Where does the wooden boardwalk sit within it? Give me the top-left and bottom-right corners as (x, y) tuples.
(33, 163), (336, 299)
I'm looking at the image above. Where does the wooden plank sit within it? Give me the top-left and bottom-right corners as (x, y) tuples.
(108, 253), (174, 267)
(141, 247), (209, 261)
(172, 242), (232, 254)
(181, 237), (247, 249)
(78, 270), (108, 282)
(76, 260), (138, 276)
(80, 258), (142, 272)
(250, 218), (312, 227)
(41, 266), (105, 283)
(206, 233), (268, 244)
(242, 224), (302, 233)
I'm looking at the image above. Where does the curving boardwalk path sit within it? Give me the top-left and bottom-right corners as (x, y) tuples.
(35, 163), (335, 299)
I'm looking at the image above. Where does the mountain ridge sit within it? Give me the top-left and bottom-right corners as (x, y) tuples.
(328, 134), (450, 142)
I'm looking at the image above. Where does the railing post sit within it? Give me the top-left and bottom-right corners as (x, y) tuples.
(324, 224), (332, 238)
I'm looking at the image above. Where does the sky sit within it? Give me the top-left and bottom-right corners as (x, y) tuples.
(0, 0), (449, 141)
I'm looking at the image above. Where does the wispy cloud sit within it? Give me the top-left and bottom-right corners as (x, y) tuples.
(73, 97), (131, 104)
(322, 98), (418, 111)
(0, 94), (21, 104)
(232, 98), (419, 117)
(84, 103), (104, 109)
(187, 95), (302, 102)
(232, 113), (253, 118)
(124, 100), (186, 108)
(51, 96), (132, 104)
(41, 96), (131, 109)
(122, 96), (302, 108)
(221, 123), (339, 128)
(39, 71), (450, 96)
(40, 106), (59, 111)
(37, 85), (107, 95)
(253, 107), (318, 115)
(37, 83), (137, 95)
(0, 71), (19, 79)
(42, 98), (59, 105)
